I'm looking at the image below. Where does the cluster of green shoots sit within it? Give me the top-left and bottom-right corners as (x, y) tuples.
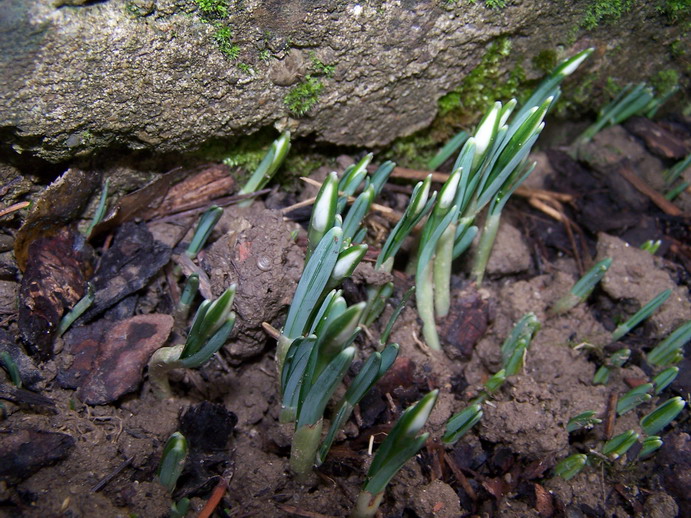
(275, 155), (408, 479)
(268, 155), (449, 516)
(411, 48), (594, 350)
(555, 295), (690, 480)
(265, 49), (595, 512)
(577, 81), (679, 143)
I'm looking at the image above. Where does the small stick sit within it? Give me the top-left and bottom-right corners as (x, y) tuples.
(90, 456), (134, 492)
(197, 477), (229, 518)
(604, 390), (619, 440)
(615, 162), (682, 216)
(443, 452), (477, 500)
(390, 167), (448, 184)
(280, 195), (317, 215)
(261, 322), (281, 340)
(391, 168), (574, 203)
(0, 201), (30, 218)
(153, 189), (272, 223)
(427, 440), (444, 481)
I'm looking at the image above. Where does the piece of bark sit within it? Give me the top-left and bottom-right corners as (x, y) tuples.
(14, 169), (98, 272)
(60, 314), (174, 405)
(18, 226), (91, 360)
(90, 167), (187, 237)
(439, 289), (490, 361)
(90, 164), (234, 237)
(79, 222), (171, 322)
(624, 117), (688, 160)
(0, 429), (75, 483)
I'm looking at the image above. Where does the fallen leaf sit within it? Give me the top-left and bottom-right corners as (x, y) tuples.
(482, 477), (509, 499)
(534, 483), (554, 517)
(60, 314), (174, 405)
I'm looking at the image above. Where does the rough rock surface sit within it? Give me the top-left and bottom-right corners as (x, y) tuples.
(0, 0), (684, 163)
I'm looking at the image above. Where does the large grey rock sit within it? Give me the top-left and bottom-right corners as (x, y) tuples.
(0, 0), (684, 163)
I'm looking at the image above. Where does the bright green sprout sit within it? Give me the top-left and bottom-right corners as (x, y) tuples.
(351, 390), (438, 518)
(338, 154), (373, 213)
(602, 429), (639, 459)
(611, 288), (671, 342)
(664, 153), (691, 186)
(280, 288), (382, 478)
(640, 396), (686, 435)
(412, 49), (593, 349)
(341, 186), (374, 245)
(280, 227), (343, 363)
(594, 347), (630, 385)
(237, 131), (291, 208)
(639, 240), (662, 255)
(638, 436), (663, 459)
(501, 313), (540, 376)
(550, 257), (612, 316)
(647, 320), (691, 367)
(328, 244), (368, 291)
(174, 274), (200, 327)
(554, 453), (587, 480)
(57, 283), (95, 337)
(593, 365), (610, 385)
(288, 343), (355, 479)
(484, 368), (506, 394)
(616, 383), (653, 415)
(377, 286), (415, 348)
(185, 206), (223, 260)
(0, 352), (22, 388)
(566, 411), (602, 433)
(375, 175), (435, 274)
(665, 181), (689, 201)
(317, 343), (400, 465)
(157, 432), (188, 493)
(148, 285), (236, 398)
(427, 130), (469, 171)
(653, 367), (679, 394)
(85, 178), (109, 238)
(306, 173), (339, 262)
(443, 402), (483, 444)
(443, 313), (535, 444)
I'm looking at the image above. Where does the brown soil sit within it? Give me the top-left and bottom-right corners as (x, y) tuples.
(1, 118), (690, 518)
